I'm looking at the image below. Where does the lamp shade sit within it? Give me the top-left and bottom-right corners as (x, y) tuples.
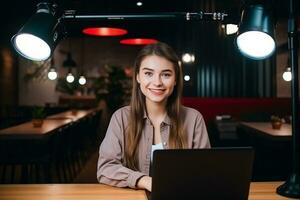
(82, 27), (128, 36)
(63, 52), (77, 68)
(11, 3), (64, 61)
(236, 4), (275, 60)
(120, 38), (158, 45)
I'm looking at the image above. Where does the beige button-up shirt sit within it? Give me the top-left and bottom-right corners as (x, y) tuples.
(97, 106), (210, 189)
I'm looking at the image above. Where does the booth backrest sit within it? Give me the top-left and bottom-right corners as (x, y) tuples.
(181, 98), (291, 124)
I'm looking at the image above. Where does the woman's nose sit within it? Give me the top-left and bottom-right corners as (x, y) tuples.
(153, 74), (162, 86)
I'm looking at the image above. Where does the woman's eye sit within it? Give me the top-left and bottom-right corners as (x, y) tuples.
(145, 72), (153, 76)
(162, 73), (171, 78)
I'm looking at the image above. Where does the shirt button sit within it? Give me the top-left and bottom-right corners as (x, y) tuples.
(163, 142), (167, 146)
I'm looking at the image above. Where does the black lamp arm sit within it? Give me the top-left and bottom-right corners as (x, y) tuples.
(62, 10), (228, 21)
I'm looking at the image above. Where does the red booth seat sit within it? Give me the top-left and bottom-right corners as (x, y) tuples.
(181, 97), (292, 125)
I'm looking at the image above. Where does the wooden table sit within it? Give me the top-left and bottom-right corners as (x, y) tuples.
(0, 182), (294, 200)
(47, 109), (96, 121)
(0, 184), (147, 200)
(0, 109), (97, 138)
(239, 122), (291, 140)
(0, 119), (72, 138)
(248, 182), (294, 199)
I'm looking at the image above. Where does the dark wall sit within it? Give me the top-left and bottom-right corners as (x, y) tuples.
(0, 44), (18, 109)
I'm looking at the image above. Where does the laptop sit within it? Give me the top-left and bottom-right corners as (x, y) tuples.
(150, 147), (254, 200)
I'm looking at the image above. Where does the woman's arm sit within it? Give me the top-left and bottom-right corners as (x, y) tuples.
(97, 110), (147, 189)
(192, 111), (211, 148)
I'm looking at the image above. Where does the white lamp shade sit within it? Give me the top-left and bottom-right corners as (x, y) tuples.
(236, 31), (275, 60)
(14, 33), (51, 61)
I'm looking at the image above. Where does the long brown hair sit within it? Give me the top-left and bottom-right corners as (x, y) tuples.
(124, 42), (186, 170)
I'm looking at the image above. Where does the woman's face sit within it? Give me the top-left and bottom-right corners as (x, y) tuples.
(137, 55), (176, 105)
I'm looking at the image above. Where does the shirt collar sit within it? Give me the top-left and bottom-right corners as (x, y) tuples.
(143, 110), (172, 126)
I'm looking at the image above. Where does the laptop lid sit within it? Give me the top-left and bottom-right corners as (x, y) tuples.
(151, 147), (254, 200)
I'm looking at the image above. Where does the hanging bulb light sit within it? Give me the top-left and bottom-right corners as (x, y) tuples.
(136, 1), (143, 6)
(78, 75), (87, 85)
(282, 67), (292, 82)
(66, 72), (75, 83)
(184, 75), (191, 81)
(182, 53), (195, 63)
(48, 67), (58, 80)
(225, 24), (238, 35)
(78, 38), (87, 86)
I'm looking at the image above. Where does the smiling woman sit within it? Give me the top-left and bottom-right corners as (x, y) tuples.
(97, 42), (210, 192)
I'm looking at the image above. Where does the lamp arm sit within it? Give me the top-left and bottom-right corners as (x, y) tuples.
(62, 11), (228, 21)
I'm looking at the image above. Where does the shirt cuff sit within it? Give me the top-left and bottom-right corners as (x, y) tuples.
(128, 171), (147, 188)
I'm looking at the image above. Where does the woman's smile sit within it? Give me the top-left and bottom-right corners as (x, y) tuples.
(148, 88), (166, 95)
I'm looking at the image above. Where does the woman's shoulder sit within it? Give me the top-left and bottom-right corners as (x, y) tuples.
(111, 106), (131, 121)
(181, 106), (204, 120)
(113, 105), (130, 114)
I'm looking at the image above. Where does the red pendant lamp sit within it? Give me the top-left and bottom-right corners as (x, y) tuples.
(120, 38), (158, 45)
(82, 27), (128, 36)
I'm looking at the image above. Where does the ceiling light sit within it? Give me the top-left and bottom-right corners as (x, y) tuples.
(82, 27), (128, 36)
(225, 24), (238, 35)
(182, 53), (195, 63)
(136, 2), (143, 6)
(66, 72), (75, 83)
(184, 75), (191, 81)
(120, 38), (158, 45)
(78, 75), (87, 85)
(282, 67), (292, 82)
(47, 67), (58, 80)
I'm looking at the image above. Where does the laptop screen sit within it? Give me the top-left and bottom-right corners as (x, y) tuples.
(151, 147), (254, 200)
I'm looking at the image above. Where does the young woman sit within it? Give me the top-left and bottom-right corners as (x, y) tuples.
(97, 42), (210, 192)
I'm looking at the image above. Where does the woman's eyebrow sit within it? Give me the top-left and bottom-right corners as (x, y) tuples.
(161, 69), (173, 73)
(141, 67), (173, 72)
(141, 67), (154, 71)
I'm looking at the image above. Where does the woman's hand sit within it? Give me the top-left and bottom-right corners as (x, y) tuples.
(137, 176), (152, 192)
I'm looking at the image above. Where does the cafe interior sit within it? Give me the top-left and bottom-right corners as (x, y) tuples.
(0, 0), (300, 199)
